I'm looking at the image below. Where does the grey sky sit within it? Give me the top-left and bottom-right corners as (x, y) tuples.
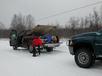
(0, 0), (102, 28)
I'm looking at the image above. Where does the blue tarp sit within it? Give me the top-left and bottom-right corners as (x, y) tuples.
(44, 34), (52, 43)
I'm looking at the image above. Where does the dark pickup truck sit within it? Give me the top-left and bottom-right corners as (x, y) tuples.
(68, 30), (102, 68)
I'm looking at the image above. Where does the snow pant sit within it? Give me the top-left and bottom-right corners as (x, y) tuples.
(32, 45), (41, 56)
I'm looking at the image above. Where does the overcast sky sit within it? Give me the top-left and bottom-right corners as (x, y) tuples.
(0, 0), (102, 28)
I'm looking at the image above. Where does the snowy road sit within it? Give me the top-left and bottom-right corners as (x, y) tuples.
(0, 39), (102, 76)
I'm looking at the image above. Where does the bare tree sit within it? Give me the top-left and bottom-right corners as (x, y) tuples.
(10, 14), (26, 32)
(25, 15), (35, 30)
(69, 17), (79, 29)
(0, 22), (5, 29)
(80, 18), (84, 28)
(92, 10), (100, 31)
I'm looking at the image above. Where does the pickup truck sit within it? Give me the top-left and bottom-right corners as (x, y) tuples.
(9, 30), (60, 53)
(68, 30), (102, 68)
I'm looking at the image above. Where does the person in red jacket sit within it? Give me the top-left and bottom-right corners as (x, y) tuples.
(32, 36), (43, 57)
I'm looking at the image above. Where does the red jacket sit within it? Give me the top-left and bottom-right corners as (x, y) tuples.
(32, 36), (43, 47)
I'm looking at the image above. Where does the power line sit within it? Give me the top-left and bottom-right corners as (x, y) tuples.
(36, 1), (102, 22)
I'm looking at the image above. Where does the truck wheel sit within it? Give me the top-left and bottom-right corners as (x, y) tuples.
(13, 46), (17, 50)
(75, 48), (95, 68)
(46, 47), (53, 52)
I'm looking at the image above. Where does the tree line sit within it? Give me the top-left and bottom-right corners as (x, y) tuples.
(1, 8), (102, 38)
(0, 14), (35, 38)
(64, 9), (102, 38)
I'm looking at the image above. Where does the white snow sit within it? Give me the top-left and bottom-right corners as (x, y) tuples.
(0, 39), (102, 76)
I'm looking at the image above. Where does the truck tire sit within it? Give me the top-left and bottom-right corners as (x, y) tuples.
(13, 46), (17, 50)
(75, 48), (95, 68)
(46, 47), (53, 52)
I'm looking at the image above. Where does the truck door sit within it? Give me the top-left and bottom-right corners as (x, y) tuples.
(95, 32), (102, 55)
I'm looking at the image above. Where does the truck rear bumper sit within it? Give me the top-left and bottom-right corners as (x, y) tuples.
(44, 43), (60, 48)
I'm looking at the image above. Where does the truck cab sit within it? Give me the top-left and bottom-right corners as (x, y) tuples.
(68, 30), (102, 68)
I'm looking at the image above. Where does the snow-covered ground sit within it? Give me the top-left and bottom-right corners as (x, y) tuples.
(0, 39), (102, 76)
